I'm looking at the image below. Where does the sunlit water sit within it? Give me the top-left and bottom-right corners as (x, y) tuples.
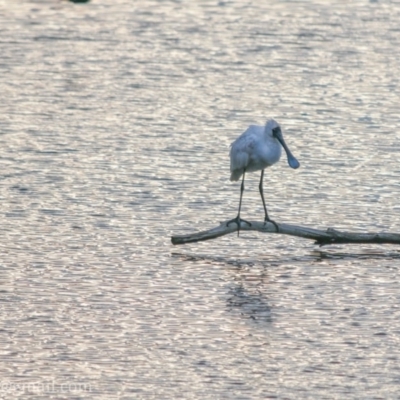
(1, 0), (400, 398)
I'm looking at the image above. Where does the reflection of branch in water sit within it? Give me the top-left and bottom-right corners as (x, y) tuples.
(171, 252), (256, 268)
(311, 250), (400, 260)
(171, 249), (400, 267)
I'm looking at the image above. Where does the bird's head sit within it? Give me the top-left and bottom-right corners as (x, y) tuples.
(265, 119), (280, 137)
(265, 119), (300, 169)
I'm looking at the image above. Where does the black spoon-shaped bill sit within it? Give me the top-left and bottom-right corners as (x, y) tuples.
(274, 128), (300, 169)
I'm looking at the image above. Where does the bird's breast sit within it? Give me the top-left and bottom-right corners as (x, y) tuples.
(247, 140), (281, 171)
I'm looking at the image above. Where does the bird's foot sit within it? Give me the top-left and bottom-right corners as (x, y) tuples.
(227, 216), (251, 236)
(264, 218), (279, 233)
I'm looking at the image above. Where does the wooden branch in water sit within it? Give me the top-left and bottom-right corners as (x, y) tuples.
(171, 220), (400, 246)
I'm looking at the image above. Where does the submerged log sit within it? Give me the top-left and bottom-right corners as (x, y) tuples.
(171, 220), (400, 246)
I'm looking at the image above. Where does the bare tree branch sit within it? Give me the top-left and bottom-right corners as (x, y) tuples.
(171, 220), (400, 246)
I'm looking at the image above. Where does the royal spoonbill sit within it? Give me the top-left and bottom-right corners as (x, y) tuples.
(227, 119), (300, 235)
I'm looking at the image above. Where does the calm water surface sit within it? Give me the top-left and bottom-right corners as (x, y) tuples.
(1, 0), (400, 398)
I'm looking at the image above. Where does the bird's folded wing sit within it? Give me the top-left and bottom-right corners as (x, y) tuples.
(229, 126), (256, 181)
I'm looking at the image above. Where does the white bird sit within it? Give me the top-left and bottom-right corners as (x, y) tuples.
(227, 119), (300, 235)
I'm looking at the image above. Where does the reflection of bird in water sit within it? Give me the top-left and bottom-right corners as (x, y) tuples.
(170, 252), (272, 322)
(68, 0), (90, 3)
(226, 283), (272, 323)
(227, 119), (300, 235)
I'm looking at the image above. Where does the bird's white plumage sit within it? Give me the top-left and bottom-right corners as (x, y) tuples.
(230, 120), (282, 181)
(226, 118), (299, 233)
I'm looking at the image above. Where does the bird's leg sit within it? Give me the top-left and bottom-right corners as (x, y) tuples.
(227, 169), (251, 236)
(259, 169), (279, 233)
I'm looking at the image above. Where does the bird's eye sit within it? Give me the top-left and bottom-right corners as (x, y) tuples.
(272, 127), (280, 136)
